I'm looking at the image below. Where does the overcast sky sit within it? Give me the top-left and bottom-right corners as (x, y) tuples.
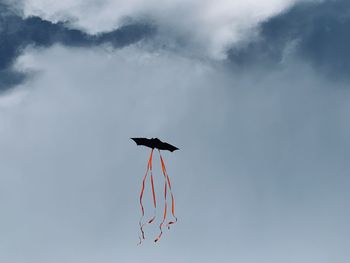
(0, 0), (349, 262)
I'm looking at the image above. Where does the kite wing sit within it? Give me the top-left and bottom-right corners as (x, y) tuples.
(131, 138), (152, 148)
(158, 142), (179, 152)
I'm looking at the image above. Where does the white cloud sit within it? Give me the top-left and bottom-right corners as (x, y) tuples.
(9, 0), (311, 58)
(0, 44), (349, 262)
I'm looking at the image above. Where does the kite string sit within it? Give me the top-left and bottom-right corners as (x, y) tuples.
(138, 149), (154, 244)
(159, 150), (178, 229)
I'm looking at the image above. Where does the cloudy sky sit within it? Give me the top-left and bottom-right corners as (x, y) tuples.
(0, 0), (350, 262)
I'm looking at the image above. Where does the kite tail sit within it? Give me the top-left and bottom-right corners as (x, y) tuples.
(155, 170), (167, 243)
(138, 149), (154, 245)
(146, 162), (157, 225)
(159, 150), (178, 229)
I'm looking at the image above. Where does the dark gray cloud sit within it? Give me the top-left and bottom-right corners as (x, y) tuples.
(0, 2), (154, 91)
(2, 0), (350, 91)
(229, 0), (350, 81)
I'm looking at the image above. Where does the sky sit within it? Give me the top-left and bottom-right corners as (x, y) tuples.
(0, 0), (349, 262)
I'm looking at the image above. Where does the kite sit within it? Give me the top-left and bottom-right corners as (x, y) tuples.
(131, 137), (178, 244)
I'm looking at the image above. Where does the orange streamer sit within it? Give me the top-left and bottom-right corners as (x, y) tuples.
(159, 150), (178, 230)
(138, 149), (154, 244)
(155, 171), (167, 242)
(138, 149), (177, 244)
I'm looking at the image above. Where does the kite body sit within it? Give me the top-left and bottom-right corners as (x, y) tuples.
(131, 137), (179, 152)
(131, 137), (178, 244)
